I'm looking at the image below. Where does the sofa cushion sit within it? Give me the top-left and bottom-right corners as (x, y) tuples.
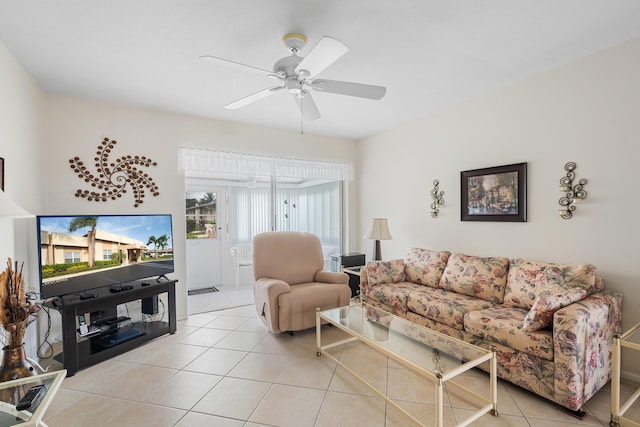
(407, 286), (495, 330)
(438, 253), (510, 303)
(503, 258), (597, 309)
(366, 259), (405, 286)
(365, 281), (423, 313)
(404, 247), (451, 287)
(464, 306), (555, 361)
(521, 287), (587, 332)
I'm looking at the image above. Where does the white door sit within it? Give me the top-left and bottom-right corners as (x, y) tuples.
(185, 190), (223, 291)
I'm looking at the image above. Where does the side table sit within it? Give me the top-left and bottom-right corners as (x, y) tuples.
(0, 369), (66, 426)
(611, 322), (640, 426)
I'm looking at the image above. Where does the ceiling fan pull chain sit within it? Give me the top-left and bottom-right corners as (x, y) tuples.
(300, 96), (304, 135)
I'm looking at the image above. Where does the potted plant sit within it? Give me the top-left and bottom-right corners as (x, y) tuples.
(0, 258), (40, 381)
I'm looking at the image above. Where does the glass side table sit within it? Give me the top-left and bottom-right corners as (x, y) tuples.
(0, 370), (66, 426)
(611, 323), (640, 426)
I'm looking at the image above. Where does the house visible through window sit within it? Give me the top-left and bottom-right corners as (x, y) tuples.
(185, 192), (217, 239)
(64, 251), (81, 263)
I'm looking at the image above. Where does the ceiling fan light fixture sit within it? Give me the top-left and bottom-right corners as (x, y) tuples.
(282, 33), (307, 53)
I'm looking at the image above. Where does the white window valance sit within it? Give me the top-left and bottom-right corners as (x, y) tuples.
(178, 147), (353, 181)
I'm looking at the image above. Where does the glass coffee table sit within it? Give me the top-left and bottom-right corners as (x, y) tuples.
(0, 370), (66, 426)
(316, 303), (497, 427)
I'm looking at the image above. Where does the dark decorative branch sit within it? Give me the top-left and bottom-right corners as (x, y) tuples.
(69, 137), (159, 207)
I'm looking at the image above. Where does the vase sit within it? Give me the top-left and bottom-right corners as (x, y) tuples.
(0, 345), (36, 381)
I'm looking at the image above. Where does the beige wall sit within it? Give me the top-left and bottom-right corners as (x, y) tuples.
(357, 36), (640, 379)
(0, 41), (46, 357)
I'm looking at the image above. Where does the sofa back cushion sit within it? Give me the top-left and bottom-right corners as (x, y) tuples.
(503, 258), (597, 309)
(403, 248), (451, 287)
(366, 259), (406, 286)
(438, 253), (510, 303)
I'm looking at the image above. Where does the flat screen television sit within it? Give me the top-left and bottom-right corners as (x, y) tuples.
(37, 214), (174, 299)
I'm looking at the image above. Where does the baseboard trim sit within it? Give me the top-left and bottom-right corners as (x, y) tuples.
(621, 368), (640, 384)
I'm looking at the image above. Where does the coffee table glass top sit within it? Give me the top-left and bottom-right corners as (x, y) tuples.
(319, 303), (489, 377)
(620, 322), (640, 349)
(0, 370), (66, 426)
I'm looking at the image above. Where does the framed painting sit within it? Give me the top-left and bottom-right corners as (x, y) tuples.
(461, 162), (527, 222)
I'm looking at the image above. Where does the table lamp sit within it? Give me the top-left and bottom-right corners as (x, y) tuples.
(364, 218), (392, 261)
(0, 189), (32, 218)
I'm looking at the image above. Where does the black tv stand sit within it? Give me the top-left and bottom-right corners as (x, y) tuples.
(44, 279), (177, 376)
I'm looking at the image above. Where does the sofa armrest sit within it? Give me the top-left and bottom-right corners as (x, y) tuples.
(254, 278), (292, 334)
(314, 271), (349, 285)
(552, 290), (623, 410)
(360, 268), (371, 295)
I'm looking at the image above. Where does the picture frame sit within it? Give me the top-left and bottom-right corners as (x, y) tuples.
(0, 157), (4, 191)
(461, 162), (527, 222)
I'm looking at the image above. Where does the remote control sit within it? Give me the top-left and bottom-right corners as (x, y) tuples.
(16, 384), (46, 411)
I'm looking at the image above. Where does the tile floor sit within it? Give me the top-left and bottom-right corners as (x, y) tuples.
(40, 304), (637, 426)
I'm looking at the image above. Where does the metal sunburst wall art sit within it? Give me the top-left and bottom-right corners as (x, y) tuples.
(69, 137), (160, 207)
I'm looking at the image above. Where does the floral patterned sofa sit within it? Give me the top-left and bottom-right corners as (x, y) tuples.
(360, 247), (623, 413)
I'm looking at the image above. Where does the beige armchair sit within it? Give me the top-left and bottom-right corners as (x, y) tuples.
(253, 231), (351, 334)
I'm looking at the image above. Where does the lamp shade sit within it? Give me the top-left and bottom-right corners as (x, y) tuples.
(364, 218), (392, 240)
(0, 189), (33, 218)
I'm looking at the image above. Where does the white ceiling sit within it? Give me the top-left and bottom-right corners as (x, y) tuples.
(1, 1), (640, 140)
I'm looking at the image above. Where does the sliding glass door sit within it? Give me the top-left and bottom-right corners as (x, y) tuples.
(274, 180), (342, 264)
(185, 189), (223, 292)
(181, 148), (351, 275)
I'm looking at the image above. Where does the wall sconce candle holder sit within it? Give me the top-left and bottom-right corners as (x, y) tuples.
(430, 179), (445, 218)
(558, 162), (588, 219)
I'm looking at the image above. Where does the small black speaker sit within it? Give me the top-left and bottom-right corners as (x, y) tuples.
(142, 295), (158, 315)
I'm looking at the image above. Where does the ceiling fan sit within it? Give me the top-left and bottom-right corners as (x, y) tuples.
(200, 33), (386, 121)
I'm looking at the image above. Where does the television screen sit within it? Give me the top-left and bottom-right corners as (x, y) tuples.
(37, 214), (174, 299)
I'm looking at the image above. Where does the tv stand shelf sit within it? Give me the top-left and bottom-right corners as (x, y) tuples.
(45, 279), (177, 376)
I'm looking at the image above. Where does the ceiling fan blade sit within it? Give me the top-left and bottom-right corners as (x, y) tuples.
(295, 36), (348, 79)
(225, 86), (284, 110)
(310, 79), (386, 100)
(199, 55), (272, 75)
(292, 91), (321, 121)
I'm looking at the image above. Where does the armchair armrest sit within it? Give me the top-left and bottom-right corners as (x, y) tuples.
(254, 278), (292, 334)
(553, 290), (623, 410)
(314, 271), (349, 285)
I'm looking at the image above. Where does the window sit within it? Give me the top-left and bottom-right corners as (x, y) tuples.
(227, 180), (341, 261)
(185, 192), (218, 239)
(65, 251), (81, 263)
(181, 148), (351, 256)
(228, 186), (271, 244)
(103, 249), (112, 260)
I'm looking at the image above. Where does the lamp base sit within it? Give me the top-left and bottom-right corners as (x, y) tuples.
(373, 240), (382, 261)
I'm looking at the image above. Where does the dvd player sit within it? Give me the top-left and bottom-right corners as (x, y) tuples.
(93, 328), (145, 348)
